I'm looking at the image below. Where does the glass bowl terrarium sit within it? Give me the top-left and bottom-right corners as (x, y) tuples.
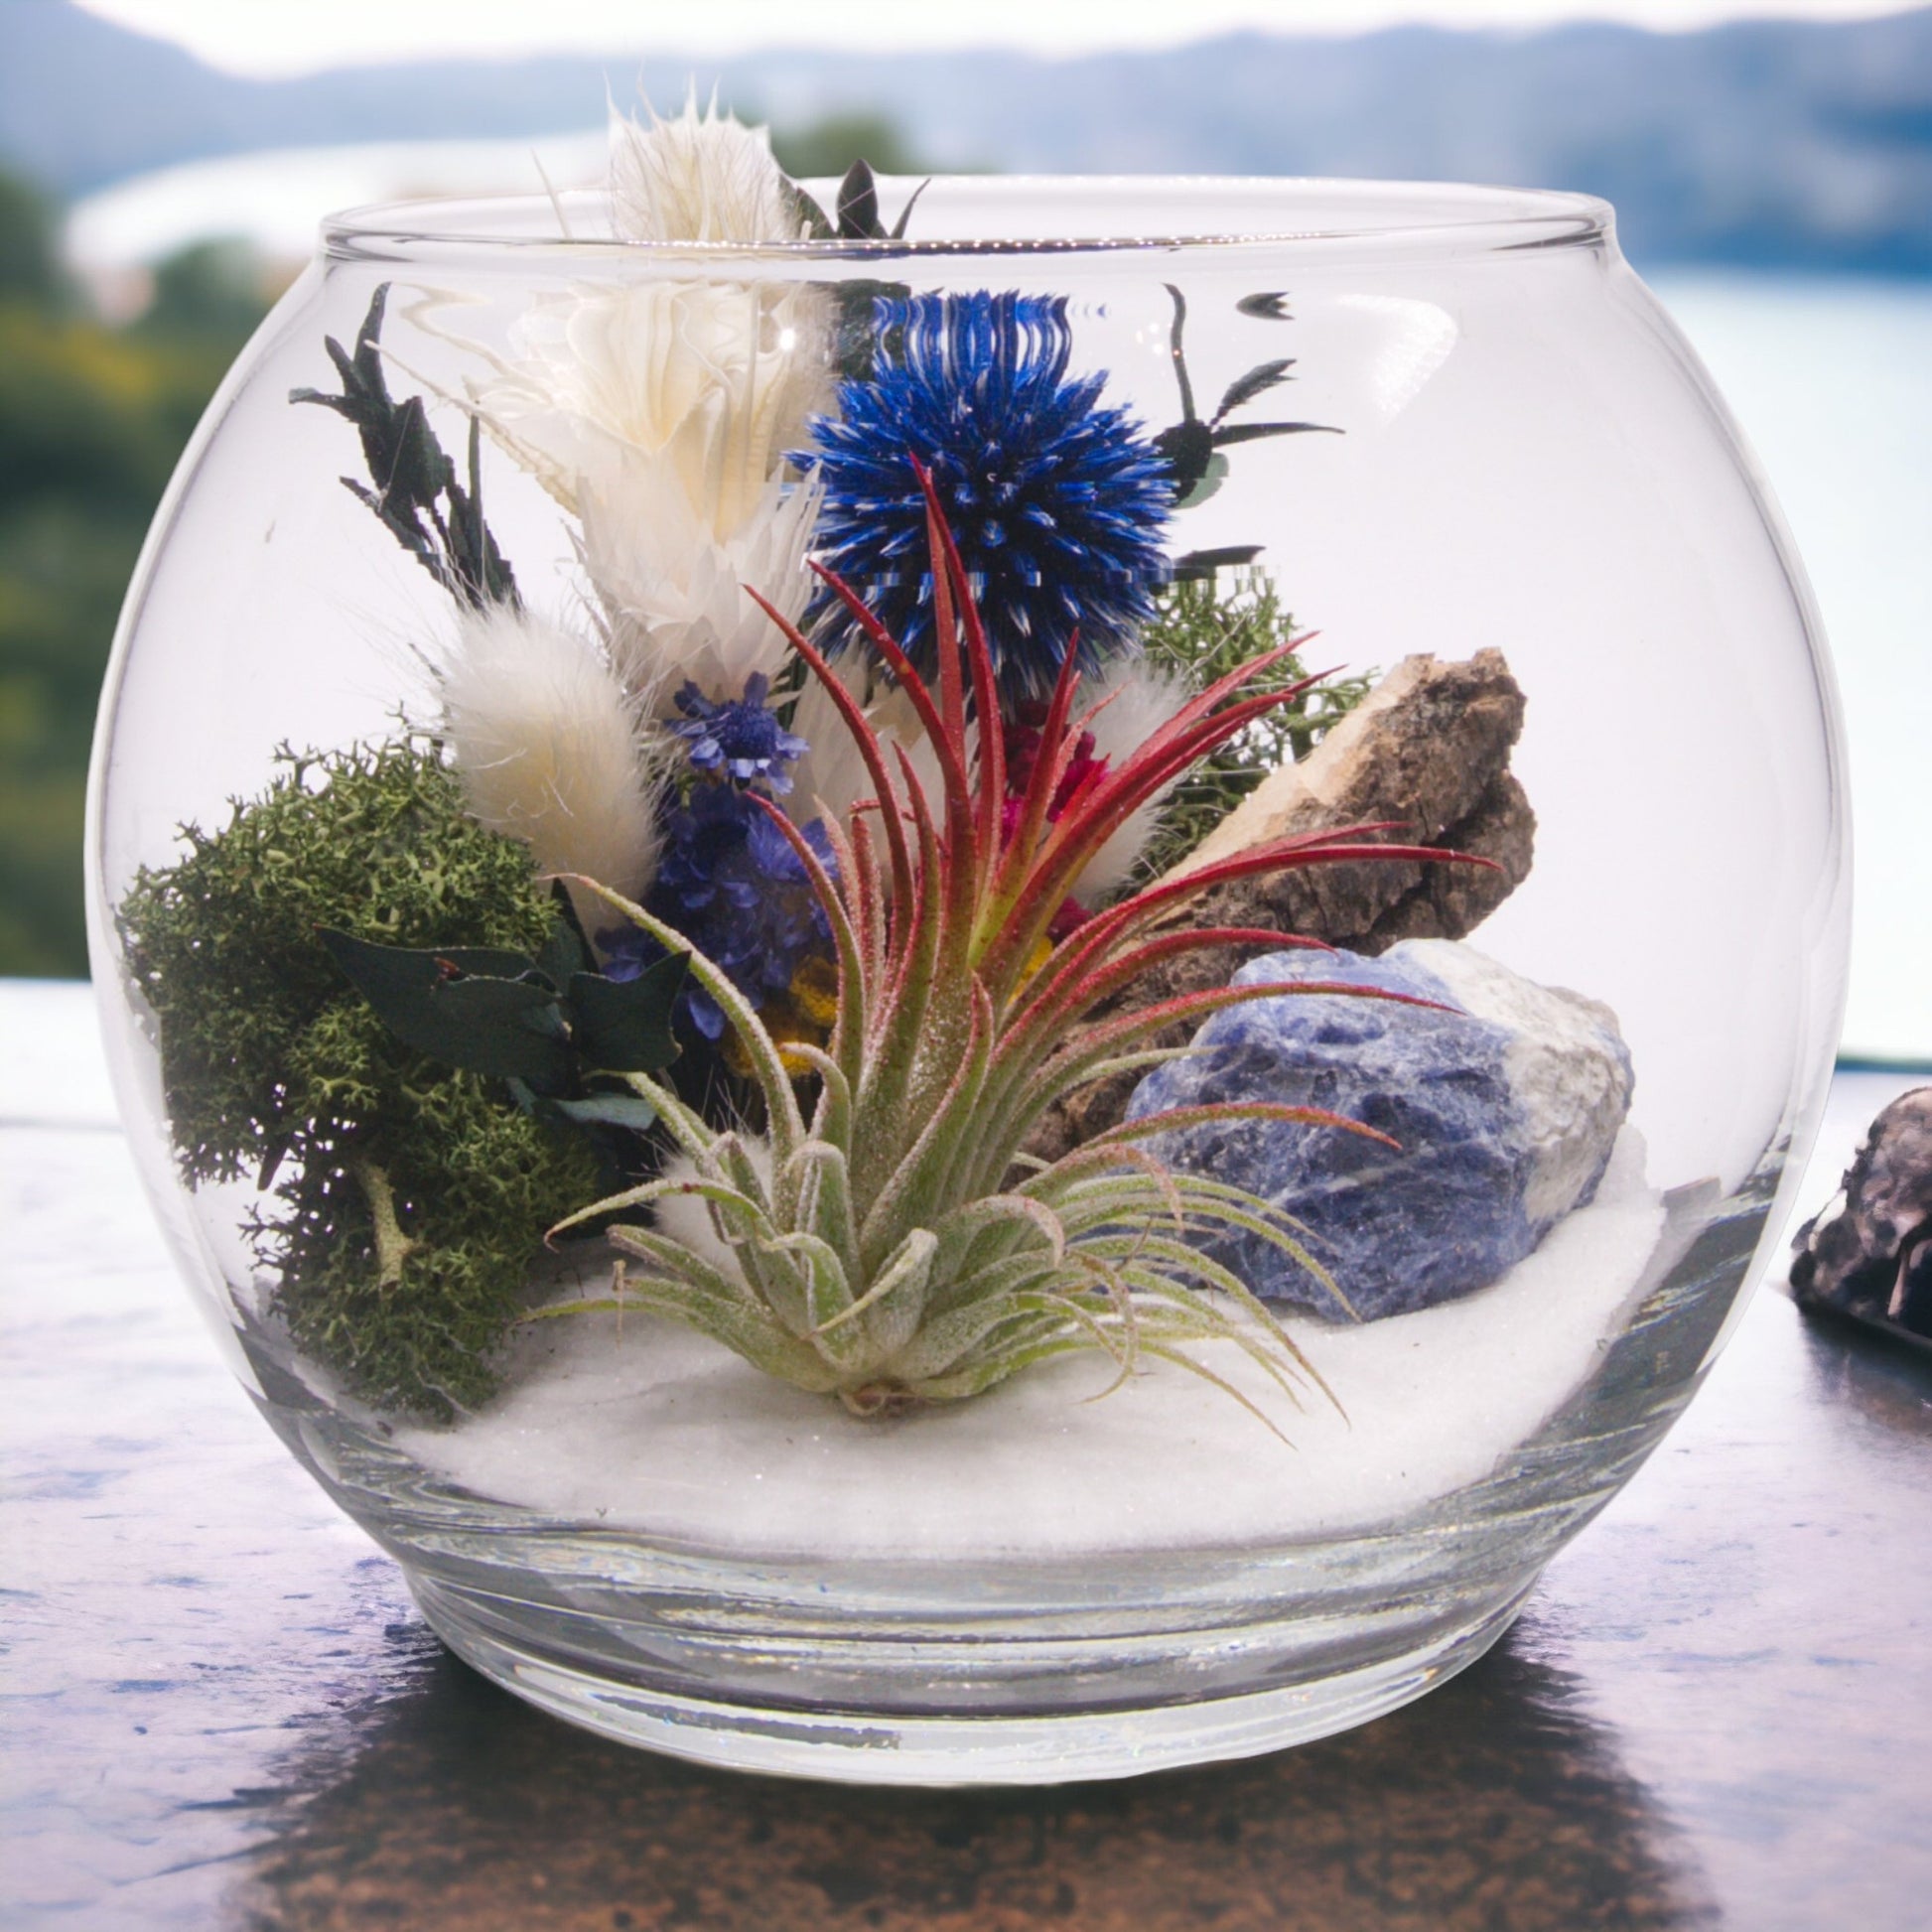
(87, 104), (1849, 1784)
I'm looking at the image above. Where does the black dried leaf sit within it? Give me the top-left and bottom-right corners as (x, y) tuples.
(1211, 420), (1343, 449)
(782, 178), (836, 240)
(1236, 292), (1293, 320)
(1213, 358), (1296, 424)
(829, 276), (911, 381)
(342, 478), (434, 567)
(1173, 545), (1265, 579)
(1163, 281), (1197, 424)
(381, 395), (455, 506)
(888, 179), (930, 240)
(1153, 418), (1217, 504)
(292, 283), (517, 612)
(442, 413), (519, 610)
(836, 159), (883, 239)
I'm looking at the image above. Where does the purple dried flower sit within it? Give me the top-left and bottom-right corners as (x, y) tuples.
(667, 673), (809, 793)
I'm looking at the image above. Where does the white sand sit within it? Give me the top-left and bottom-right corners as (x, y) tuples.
(396, 1129), (1666, 1559)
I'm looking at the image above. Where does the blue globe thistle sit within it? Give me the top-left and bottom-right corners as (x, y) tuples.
(669, 674), (809, 794)
(801, 291), (1173, 708)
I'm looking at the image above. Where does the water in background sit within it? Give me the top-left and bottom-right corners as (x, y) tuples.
(64, 161), (1932, 1060)
(66, 133), (608, 292)
(1648, 271), (1931, 1063)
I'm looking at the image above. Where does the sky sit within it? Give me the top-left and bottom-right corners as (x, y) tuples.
(74, 0), (1922, 74)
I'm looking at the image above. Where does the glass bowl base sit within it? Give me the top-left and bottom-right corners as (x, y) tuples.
(407, 1568), (1535, 1786)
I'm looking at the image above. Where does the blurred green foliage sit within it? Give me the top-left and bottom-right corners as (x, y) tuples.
(0, 166), (271, 977)
(769, 113), (929, 183)
(0, 110), (927, 981)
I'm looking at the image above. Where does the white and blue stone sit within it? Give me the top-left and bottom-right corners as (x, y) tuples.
(1125, 938), (1635, 1320)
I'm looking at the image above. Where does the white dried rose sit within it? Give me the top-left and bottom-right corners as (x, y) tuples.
(469, 278), (828, 544)
(608, 88), (806, 246)
(583, 465), (823, 714)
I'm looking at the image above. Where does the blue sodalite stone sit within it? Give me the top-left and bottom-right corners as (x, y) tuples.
(1124, 942), (1631, 1320)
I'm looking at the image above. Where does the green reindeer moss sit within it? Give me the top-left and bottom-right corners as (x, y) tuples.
(119, 736), (601, 1416)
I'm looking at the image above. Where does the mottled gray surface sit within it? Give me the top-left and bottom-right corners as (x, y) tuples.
(4, 984), (1930, 1930)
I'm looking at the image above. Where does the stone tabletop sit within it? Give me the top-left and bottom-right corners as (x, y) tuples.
(5, 981), (1929, 1932)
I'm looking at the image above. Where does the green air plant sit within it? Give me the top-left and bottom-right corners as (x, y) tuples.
(544, 471), (1484, 1427)
(117, 736), (610, 1417)
(1137, 569), (1375, 878)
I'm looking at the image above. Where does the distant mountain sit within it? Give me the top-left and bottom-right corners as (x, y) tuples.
(4, 0), (1931, 271)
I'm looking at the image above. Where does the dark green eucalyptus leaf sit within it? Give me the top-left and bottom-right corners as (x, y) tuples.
(567, 953), (688, 1073)
(504, 1077), (658, 1140)
(540, 1090), (660, 1133)
(321, 928), (542, 990)
(535, 897), (590, 991)
(437, 945), (554, 980)
(428, 978), (572, 1079)
(319, 928), (572, 1085)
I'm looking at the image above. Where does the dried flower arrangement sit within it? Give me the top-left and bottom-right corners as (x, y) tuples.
(118, 93), (1480, 1425)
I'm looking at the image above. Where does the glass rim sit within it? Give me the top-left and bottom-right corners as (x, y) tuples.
(321, 174), (1614, 264)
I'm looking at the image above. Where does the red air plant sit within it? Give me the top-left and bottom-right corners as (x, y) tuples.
(552, 466), (1489, 1426)
(999, 702), (1108, 941)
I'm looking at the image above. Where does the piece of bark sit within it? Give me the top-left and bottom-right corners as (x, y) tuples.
(1790, 1087), (1932, 1339)
(1027, 649), (1536, 1164)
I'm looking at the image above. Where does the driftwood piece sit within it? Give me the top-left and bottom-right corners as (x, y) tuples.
(1028, 649), (1536, 1164)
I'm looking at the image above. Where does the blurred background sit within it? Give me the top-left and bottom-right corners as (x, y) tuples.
(0, 0), (1925, 1062)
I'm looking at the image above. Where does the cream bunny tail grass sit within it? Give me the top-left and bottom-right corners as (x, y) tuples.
(440, 603), (663, 914)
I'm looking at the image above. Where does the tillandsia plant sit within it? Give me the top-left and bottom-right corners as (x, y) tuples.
(542, 472), (1482, 1423)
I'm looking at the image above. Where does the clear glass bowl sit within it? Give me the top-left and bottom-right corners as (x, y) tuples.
(87, 177), (1848, 1784)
